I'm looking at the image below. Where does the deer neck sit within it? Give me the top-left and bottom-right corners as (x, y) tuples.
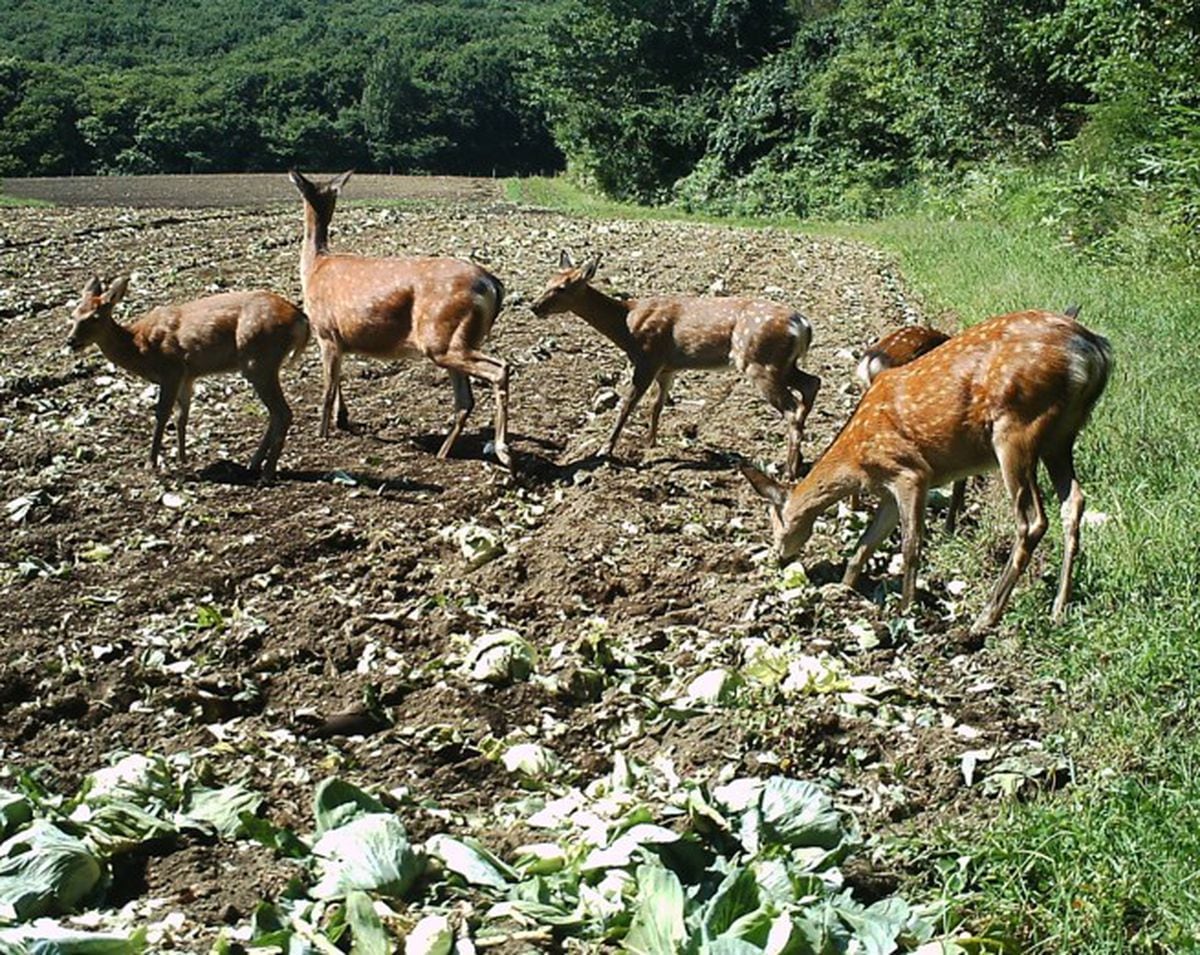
(95, 318), (157, 382)
(298, 203), (332, 298)
(789, 454), (861, 522)
(570, 285), (636, 354)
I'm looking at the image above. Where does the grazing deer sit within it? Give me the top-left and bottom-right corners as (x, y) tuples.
(856, 325), (967, 532)
(288, 170), (510, 467)
(531, 252), (820, 477)
(855, 325), (951, 388)
(66, 276), (309, 481)
(742, 309), (1112, 634)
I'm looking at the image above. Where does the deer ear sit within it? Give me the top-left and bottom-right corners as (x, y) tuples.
(288, 169), (311, 194)
(581, 255), (600, 282)
(330, 170), (354, 193)
(81, 275), (103, 298)
(740, 463), (789, 514)
(102, 275), (130, 306)
(559, 249), (574, 269)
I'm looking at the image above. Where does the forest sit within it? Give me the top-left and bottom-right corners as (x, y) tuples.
(2, 0), (1197, 257)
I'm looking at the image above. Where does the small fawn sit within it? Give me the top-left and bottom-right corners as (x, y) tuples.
(743, 309), (1112, 634)
(289, 170), (511, 467)
(67, 276), (309, 481)
(531, 252), (820, 477)
(856, 325), (966, 532)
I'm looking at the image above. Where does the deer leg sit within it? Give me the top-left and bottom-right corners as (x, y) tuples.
(437, 369), (475, 461)
(150, 377), (182, 469)
(791, 368), (821, 442)
(945, 479), (967, 534)
(606, 363), (658, 458)
(434, 351), (510, 467)
(843, 493), (899, 589)
(751, 366), (806, 479)
(317, 337), (343, 438)
(1045, 449), (1085, 623)
(895, 479), (928, 611)
(175, 378), (194, 464)
(246, 369), (293, 482)
(974, 440), (1048, 633)
(647, 370), (674, 447)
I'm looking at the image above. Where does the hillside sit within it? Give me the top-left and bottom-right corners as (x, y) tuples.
(0, 0), (564, 177)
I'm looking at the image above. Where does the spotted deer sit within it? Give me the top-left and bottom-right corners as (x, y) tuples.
(743, 308), (1112, 634)
(856, 325), (967, 531)
(531, 252), (820, 477)
(66, 276), (309, 481)
(289, 169), (511, 467)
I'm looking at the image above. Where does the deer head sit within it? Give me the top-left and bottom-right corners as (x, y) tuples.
(530, 251), (602, 317)
(67, 275), (130, 350)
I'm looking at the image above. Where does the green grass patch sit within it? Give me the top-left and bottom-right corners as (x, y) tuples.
(0, 189), (50, 207)
(812, 219), (1200, 952)
(506, 176), (1200, 951)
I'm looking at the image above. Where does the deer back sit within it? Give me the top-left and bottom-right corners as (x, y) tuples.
(856, 325), (950, 387)
(304, 255), (502, 359)
(627, 296), (803, 371)
(830, 310), (1111, 489)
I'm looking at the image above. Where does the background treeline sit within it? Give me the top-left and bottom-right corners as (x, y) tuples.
(0, 0), (563, 177)
(2, 0), (1197, 257)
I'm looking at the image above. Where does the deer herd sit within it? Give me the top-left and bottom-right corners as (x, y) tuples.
(65, 171), (1113, 635)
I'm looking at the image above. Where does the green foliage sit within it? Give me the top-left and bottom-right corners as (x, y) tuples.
(529, 0), (795, 202)
(0, 1), (562, 176)
(828, 214), (1200, 952)
(529, 0), (1197, 263)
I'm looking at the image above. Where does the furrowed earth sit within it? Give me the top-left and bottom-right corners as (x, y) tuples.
(0, 175), (1061, 949)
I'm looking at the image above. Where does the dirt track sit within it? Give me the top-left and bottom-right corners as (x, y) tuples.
(0, 177), (1051, 947)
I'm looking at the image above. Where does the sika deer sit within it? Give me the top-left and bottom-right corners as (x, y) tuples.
(289, 170), (510, 467)
(856, 325), (966, 532)
(855, 325), (950, 388)
(66, 276), (309, 481)
(531, 252), (820, 477)
(742, 309), (1112, 634)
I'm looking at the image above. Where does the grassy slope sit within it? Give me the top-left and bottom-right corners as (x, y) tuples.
(506, 177), (1200, 951)
(848, 219), (1200, 952)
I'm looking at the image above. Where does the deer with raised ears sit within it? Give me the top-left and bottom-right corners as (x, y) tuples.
(530, 252), (821, 477)
(66, 276), (309, 481)
(742, 308), (1112, 635)
(288, 169), (511, 468)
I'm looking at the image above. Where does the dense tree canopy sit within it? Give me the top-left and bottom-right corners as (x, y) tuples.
(0, 0), (563, 177)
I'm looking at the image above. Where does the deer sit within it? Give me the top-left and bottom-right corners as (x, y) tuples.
(855, 325), (967, 532)
(741, 308), (1112, 634)
(855, 325), (951, 388)
(66, 276), (309, 482)
(288, 169), (511, 468)
(530, 252), (821, 477)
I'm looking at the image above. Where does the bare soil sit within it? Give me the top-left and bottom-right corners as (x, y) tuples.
(0, 176), (1055, 948)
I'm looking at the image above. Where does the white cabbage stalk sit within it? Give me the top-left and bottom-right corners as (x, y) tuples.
(464, 630), (535, 684)
(405, 914), (454, 955)
(501, 744), (560, 779)
(684, 667), (738, 704)
(514, 841), (566, 875)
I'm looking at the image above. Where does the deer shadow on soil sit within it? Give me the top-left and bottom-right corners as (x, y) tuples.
(193, 460), (443, 496)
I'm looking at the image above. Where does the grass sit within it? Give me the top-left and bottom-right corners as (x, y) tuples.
(0, 191), (50, 207)
(505, 175), (1200, 951)
(846, 218), (1200, 952)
